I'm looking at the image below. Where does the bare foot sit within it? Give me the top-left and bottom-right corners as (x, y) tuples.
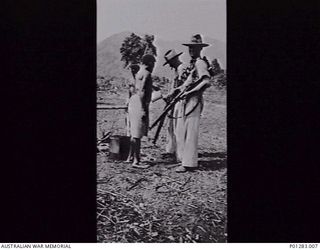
(132, 162), (150, 169)
(124, 158), (133, 163)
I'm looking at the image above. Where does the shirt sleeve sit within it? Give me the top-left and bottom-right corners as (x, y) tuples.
(177, 64), (186, 80)
(195, 59), (210, 79)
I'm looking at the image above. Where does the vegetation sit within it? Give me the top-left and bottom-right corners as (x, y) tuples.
(211, 71), (227, 89)
(120, 33), (157, 68)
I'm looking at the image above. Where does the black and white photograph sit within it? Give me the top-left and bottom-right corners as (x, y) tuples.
(3, 0), (320, 245)
(96, 0), (227, 242)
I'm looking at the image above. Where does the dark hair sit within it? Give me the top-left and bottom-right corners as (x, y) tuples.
(130, 64), (140, 77)
(142, 54), (156, 65)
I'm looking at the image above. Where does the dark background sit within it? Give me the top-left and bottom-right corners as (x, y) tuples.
(1, 0), (319, 243)
(227, 0), (320, 242)
(1, 0), (96, 242)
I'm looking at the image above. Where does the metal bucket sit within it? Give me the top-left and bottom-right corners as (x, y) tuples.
(109, 135), (130, 160)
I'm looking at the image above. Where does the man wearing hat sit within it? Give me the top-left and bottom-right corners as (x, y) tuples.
(162, 49), (185, 158)
(174, 34), (211, 173)
(127, 54), (156, 168)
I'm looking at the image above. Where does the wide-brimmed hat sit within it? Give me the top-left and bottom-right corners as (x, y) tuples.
(163, 49), (183, 66)
(182, 34), (209, 47)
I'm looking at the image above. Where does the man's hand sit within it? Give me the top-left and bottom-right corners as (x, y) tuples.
(163, 94), (173, 104)
(179, 92), (189, 99)
(125, 98), (129, 107)
(163, 88), (180, 103)
(178, 85), (187, 92)
(181, 79), (211, 99)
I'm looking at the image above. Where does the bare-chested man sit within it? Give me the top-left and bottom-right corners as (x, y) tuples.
(126, 64), (140, 137)
(126, 54), (156, 168)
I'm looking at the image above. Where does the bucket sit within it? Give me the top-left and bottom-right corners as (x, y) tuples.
(109, 135), (130, 160)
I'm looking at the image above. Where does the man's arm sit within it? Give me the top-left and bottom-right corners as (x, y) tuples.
(128, 81), (135, 97)
(181, 59), (211, 96)
(182, 76), (210, 96)
(179, 69), (195, 89)
(138, 73), (147, 100)
(139, 71), (153, 111)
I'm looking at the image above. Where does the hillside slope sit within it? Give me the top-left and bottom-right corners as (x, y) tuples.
(97, 32), (226, 79)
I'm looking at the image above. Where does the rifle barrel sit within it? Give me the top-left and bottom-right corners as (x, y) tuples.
(152, 115), (166, 144)
(149, 90), (184, 130)
(149, 75), (205, 131)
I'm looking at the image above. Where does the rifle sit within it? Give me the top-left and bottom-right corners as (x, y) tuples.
(151, 85), (182, 144)
(149, 75), (204, 132)
(150, 87), (184, 131)
(150, 58), (219, 142)
(152, 113), (166, 144)
(150, 61), (202, 144)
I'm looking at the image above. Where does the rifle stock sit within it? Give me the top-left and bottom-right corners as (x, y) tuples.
(152, 115), (166, 144)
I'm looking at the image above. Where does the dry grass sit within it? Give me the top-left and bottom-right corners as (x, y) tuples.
(97, 79), (227, 242)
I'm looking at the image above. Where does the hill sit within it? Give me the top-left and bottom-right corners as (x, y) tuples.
(97, 31), (133, 78)
(97, 32), (226, 79)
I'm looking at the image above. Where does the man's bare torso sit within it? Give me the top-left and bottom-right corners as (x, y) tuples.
(135, 65), (153, 105)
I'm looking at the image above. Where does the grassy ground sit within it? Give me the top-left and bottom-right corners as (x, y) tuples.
(97, 82), (227, 242)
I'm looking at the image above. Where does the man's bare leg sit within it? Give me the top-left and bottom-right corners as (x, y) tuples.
(132, 138), (140, 165)
(132, 138), (149, 168)
(125, 137), (134, 162)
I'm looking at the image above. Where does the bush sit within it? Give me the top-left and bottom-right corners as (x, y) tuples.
(211, 72), (227, 89)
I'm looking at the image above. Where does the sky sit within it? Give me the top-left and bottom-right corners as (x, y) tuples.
(97, 0), (226, 43)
